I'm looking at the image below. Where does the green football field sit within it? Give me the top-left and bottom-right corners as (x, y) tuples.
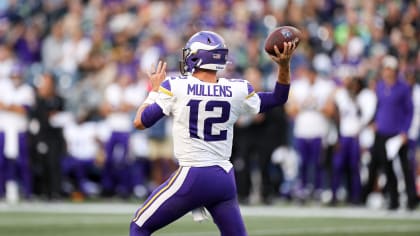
(1, 202), (420, 236)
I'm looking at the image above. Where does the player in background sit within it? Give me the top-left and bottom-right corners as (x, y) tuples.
(100, 72), (139, 197)
(405, 68), (420, 195)
(0, 44), (15, 199)
(30, 73), (65, 200)
(0, 64), (35, 201)
(61, 112), (101, 199)
(285, 65), (335, 202)
(129, 31), (296, 236)
(362, 55), (417, 210)
(324, 73), (376, 205)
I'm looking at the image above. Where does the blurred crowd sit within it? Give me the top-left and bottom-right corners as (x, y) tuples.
(0, 0), (419, 210)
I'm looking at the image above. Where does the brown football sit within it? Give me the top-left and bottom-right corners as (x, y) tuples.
(264, 26), (302, 56)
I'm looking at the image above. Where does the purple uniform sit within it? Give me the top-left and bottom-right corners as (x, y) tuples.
(102, 80), (144, 196)
(330, 87), (376, 204)
(0, 77), (34, 199)
(130, 31), (290, 236)
(288, 76), (335, 195)
(131, 75), (289, 236)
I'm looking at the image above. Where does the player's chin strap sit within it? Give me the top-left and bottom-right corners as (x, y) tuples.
(191, 207), (208, 223)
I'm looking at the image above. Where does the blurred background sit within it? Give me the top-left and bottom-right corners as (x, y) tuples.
(0, 0), (419, 213)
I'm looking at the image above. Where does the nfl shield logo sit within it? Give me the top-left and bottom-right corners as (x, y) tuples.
(281, 29), (292, 39)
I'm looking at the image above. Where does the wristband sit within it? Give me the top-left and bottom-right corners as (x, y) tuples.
(143, 91), (159, 104)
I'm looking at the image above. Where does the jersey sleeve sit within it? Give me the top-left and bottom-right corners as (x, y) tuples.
(241, 81), (261, 115)
(155, 78), (176, 116)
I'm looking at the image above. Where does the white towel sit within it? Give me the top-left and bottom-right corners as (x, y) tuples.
(359, 128), (375, 149)
(385, 135), (403, 160)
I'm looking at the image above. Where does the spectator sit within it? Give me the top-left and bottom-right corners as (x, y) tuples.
(13, 24), (42, 67)
(0, 44), (14, 79)
(41, 20), (64, 73)
(58, 28), (92, 86)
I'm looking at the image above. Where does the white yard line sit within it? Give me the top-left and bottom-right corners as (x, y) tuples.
(1, 202), (420, 220)
(240, 205), (420, 220)
(157, 225), (420, 236)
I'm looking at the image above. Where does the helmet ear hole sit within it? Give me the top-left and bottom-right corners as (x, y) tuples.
(191, 57), (198, 62)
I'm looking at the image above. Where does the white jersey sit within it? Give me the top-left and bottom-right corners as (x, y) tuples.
(357, 88), (377, 128)
(0, 78), (14, 132)
(290, 77), (335, 138)
(0, 59), (14, 79)
(334, 88), (361, 137)
(64, 121), (99, 160)
(357, 88), (377, 148)
(104, 83), (142, 132)
(155, 75), (260, 171)
(335, 87), (377, 137)
(3, 83), (35, 132)
(0, 80), (34, 159)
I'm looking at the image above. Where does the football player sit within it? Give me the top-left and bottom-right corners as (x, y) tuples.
(325, 74), (376, 205)
(0, 64), (35, 200)
(285, 65), (335, 201)
(130, 31), (296, 236)
(101, 73), (140, 197)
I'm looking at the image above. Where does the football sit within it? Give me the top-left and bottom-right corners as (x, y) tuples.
(264, 26), (302, 56)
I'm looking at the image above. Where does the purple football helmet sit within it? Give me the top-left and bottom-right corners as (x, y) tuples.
(180, 31), (229, 75)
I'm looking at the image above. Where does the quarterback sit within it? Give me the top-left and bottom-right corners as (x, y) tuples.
(130, 31), (296, 236)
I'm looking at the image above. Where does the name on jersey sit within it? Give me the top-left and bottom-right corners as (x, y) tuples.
(187, 84), (232, 97)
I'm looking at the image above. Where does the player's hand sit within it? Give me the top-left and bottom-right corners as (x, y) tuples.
(400, 133), (408, 144)
(147, 60), (167, 92)
(270, 42), (297, 65)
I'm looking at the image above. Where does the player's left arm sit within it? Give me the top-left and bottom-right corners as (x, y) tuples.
(258, 42), (296, 113)
(1, 87), (34, 115)
(133, 61), (167, 130)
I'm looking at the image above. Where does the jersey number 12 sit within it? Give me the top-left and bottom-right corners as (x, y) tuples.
(187, 99), (230, 141)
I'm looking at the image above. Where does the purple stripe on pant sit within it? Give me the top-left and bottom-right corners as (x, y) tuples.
(295, 137), (323, 191)
(130, 165), (247, 236)
(332, 136), (361, 203)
